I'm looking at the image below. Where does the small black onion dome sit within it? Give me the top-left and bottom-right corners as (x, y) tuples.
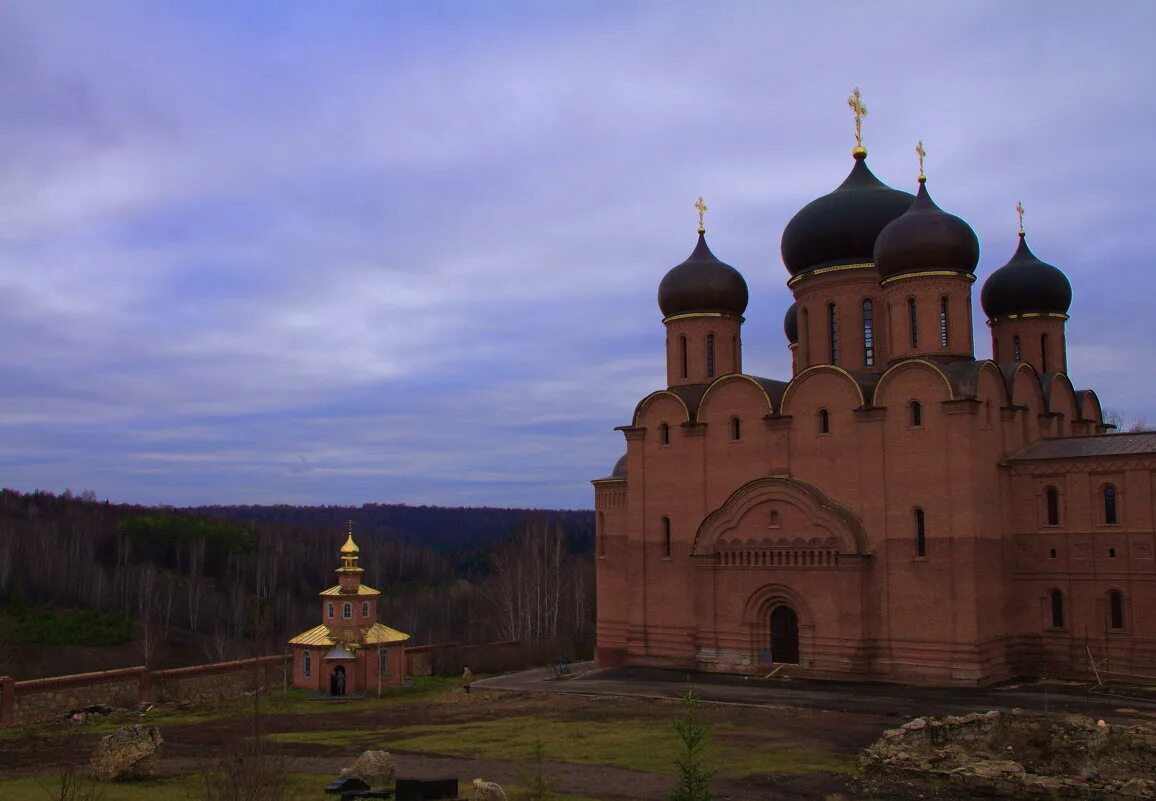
(980, 233), (1072, 320)
(611, 453), (627, 478)
(874, 178), (979, 279)
(658, 232), (749, 318)
(781, 151), (915, 276)
(784, 302), (798, 344)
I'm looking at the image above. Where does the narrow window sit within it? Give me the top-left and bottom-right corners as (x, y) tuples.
(303, 651), (311, 678)
(1014, 335), (1022, 363)
(801, 308), (810, 364)
(910, 401), (922, 427)
(731, 416), (742, 441)
(915, 508), (926, 557)
(993, 338), (1000, 363)
(597, 512), (606, 557)
(1049, 548), (1057, 559)
(679, 335), (688, 379)
(1109, 591), (1124, 630)
(326, 602), (334, 619)
(939, 297), (949, 348)
(1103, 484), (1118, 524)
(770, 509), (780, 526)
(660, 423), (670, 446)
(1045, 486), (1060, 526)
(828, 303), (839, 365)
(909, 298), (919, 349)
(706, 333), (715, 378)
(733, 335), (739, 370)
(1041, 334), (1049, 373)
(1108, 548), (1117, 559)
(379, 649), (390, 677)
(818, 408), (830, 434)
(862, 300), (875, 367)
(362, 601), (370, 618)
(342, 602), (352, 620)
(662, 516), (672, 558)
(1050, 590), (1064, 628)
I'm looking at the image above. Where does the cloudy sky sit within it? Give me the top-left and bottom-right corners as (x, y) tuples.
(1, 2), (1153, 509)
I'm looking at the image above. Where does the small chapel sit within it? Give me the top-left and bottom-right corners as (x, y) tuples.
(288, 527), (410, 695)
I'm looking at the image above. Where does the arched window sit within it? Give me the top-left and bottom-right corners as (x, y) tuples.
(733, 335), (739, 369)
(993, 338), (1001, 363)
(828, 303), (839, 365)
(801, 307), (810, 363)
(362, 601), (370, 618)
(770, 509), (780, 527)
(915, 508), (926, 557)
(1041, 334), (1049, 373)
(818, 408), (830, 434)
(1049, 548), (1057, 559)
(908, 298), (919, 349)
(326, 602), (334, 619)
(303, 651), (312, 678)
(731, 416), (742, 441)
(660, 423), (670, 446)
(1045, 486), (1060, 526)
(597, 512), (605, 557)
(910, 400), (922, 427)
(1109, 590), (1124, 630)
(662, 516), (672, 558)
(1050, 590), (1064, 628)
(342, 602), (352, 620)
(862, 300), (875, 367)
(1108, 548), (1117, 559)
(1103, 484), (1118, 524)
(939, 296), (949, 348)
(679, 335), (688, 379)
(706, 333), (715, 378)
(1014, 334), (1022, 363)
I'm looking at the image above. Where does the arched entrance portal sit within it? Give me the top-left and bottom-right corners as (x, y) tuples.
(329, 664), (347, 696)
(770, 606), (799, 664)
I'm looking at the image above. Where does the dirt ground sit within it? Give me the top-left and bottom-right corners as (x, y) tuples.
(0, 689), (897, 800)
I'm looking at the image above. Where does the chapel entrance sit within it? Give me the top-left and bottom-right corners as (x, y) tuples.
(329, 664), (347, 696)
(769, 605), (799, 664)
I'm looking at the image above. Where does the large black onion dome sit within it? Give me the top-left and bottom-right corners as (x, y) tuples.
(781, 152), (915, 276)
(980, 234), (1072, 320)
(784, 302), (798, 344)
(611, 453), (627, 478)
(874, 179), (979, 279)
(658, 233), (749, 318)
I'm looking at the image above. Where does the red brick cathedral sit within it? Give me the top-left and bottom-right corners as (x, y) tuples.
(593, 109), (1156, 686)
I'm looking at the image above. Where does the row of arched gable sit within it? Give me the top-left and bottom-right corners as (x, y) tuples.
(631, 359), (1103, 429)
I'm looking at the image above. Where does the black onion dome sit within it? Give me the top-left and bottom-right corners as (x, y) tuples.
(784, 302), (798, 344)
(874, 179), (979, 279)
(611, 453), (627, 478)
(781, 152), (915, 276)
(658, 233), (749, 318)
(980, 234), (1072, 320)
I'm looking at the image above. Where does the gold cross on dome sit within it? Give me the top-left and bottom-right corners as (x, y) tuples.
(347, 519), (354, 535)
(694, 196), (708, 234)
(916, 141), (926, 180)
(1016, 201), (1025, 235)
(847, 87), (867, 150)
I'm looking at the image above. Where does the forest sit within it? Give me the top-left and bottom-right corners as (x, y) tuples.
(0, 489), (595, 679)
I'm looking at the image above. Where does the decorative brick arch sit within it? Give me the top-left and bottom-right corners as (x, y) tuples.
(691, 476), (869, 557)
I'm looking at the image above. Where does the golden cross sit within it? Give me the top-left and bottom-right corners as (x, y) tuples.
(847, 87), (867, 149)
(916, 141), (926, 180)
(694, 196), (708, 234)
(347, 519), (354, 535)
(1016, 201), (1025, 235)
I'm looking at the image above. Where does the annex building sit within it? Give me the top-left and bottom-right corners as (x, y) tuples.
(593, 99), (1156, 686)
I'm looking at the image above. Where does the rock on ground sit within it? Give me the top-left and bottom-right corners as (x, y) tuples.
(471, 778), (508, 801)
(89, 725), (163, 781)
(348, 750), (396, 787)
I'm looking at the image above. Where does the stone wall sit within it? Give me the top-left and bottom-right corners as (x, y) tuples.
(153, 655), (290, 705)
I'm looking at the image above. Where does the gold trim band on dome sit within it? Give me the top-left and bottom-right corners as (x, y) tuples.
(786, 262), (875, 288)
(662, 312), (746, 324)
(986, 312), (1070, 325)
(879, 270), (976, 287)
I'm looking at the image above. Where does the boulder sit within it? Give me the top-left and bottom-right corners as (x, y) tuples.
(1121, 778), (1156, 797)
(471, 778), (508, 801)
(90, 725), (163, 781)
(348, 750), (396, 787)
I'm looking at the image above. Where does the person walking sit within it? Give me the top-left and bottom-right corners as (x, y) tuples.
(462, 665), (474, 695)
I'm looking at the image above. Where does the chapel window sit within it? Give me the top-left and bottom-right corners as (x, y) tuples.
(326, 602), (334, 619)
(828, 303), (839, 365)
(1109, 590), (1124, 630)
(706, 334), (715, 378)
(770, 509), (780, 527)
(915, 508), (926, 557)
(1103, 484), (1118, 525)
(818, 408), (830, 434)
(908, 298), (919, 349)
(993, 338), (1000, 363)
(1014, 335), (1022, 363)
(731, 416), (742, 441)
(939, 296), (949, 348)
(801, 308), (810, 364)
(597, 512), (606, 557)
(862, 299), (875, 367)
(679, 335), (688, 379)
(910, 400), (922, 428)
(342, 602), (352, 620)
(660, 423), (671, 446)
(362, 601), (370, 618)
(1041, 334), (1049, 373)
(1050, 590), (1064, 628)
(303, 651), (311, 679)
(1045, 486), (1060, 526)
(1108, 548), (1117, 559)
(662, 516), (672, 558)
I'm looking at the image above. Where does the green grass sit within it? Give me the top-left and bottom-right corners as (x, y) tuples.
(269, 715), (854, 778)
